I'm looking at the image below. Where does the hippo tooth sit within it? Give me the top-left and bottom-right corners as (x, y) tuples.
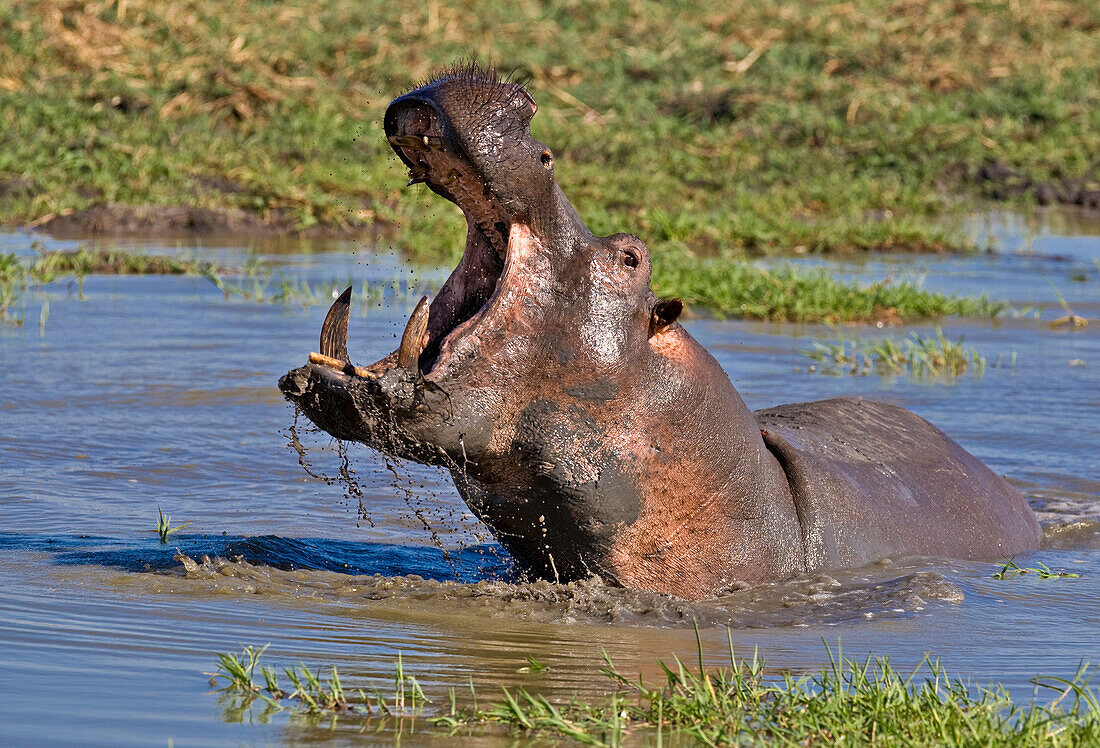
(319, 286), (352, 363)
(387, 134), (445, 152)
(387, 134), (428, 151)
(406, 164), (430, 186)
(397, 295), (431, 371)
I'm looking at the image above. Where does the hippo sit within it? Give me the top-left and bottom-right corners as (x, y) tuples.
(279, 65), (1040, 599)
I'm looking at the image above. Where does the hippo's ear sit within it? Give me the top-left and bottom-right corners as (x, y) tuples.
(649, 298), (683, 337)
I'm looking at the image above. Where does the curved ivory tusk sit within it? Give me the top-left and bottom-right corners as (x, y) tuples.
(319, 286), (352, 363)
(397, 295), (431, 371)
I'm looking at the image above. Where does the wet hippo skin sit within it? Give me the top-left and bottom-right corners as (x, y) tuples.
(279, 65), (1041, 599)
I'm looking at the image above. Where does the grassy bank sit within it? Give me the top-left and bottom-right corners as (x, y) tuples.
(1, 1), (1097, 261)
(0, 246), (1005, 325)
(653, 251), (1004, 322)
(0, 246), (222, 324)
(212, 637), (1100, 745)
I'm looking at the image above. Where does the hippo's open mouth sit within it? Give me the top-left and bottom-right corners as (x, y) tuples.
(373, 101), (518, 377)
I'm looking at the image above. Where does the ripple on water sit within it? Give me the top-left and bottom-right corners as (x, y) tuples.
(148, 551), (966, 630)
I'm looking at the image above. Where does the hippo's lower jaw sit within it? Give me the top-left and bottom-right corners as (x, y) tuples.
(278, 66), (1041, 600)
(279, 362), (424, 464)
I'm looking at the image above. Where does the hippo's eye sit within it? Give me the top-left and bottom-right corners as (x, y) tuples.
(622, 248), (640, 268)
(540, 150), (553, 169)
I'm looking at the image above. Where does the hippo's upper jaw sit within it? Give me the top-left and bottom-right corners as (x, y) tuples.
(380, 65), (591, 382)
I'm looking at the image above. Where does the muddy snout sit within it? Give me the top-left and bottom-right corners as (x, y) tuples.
(277, 368), (308, 398)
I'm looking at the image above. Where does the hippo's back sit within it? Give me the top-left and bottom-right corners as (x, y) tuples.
(755, 397), (1041, 571)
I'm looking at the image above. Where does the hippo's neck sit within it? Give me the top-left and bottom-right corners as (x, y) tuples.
(446, 328), (808, 598)
(602, 336), (808, 597)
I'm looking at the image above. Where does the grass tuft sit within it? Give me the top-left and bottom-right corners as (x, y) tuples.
(212, 646), (427, 720)
(210, 634), (1100, 744)
(439, 633), (1100, 745)
(154, 506), (192, 543)
(993, 557), (1081, 580)
(807, 326), (991, 378)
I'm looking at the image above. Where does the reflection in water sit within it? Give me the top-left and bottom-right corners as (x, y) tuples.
(0, 225), (1097, 746)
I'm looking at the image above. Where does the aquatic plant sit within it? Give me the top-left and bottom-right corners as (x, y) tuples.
(519, 655), (549, 674)
(210, 631), (1100, 744)
(0, 252), (24, 325)
(154, 506), (191, 543)
(438, 632), (1099, 745)
(0, 243), (1009, 325)
(807, 326), (991, 378)
(1044, 277), (1089, 330)
(207, 256), (1007, 323)
(212, 647), (426, 718)
(993, 557), (1080, 580)
(0, 247), (230, 327)
(27, 247), (219, 282)
(205, 268), (431, 310)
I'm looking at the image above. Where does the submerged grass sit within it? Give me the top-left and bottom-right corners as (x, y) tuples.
(2, 1), (1097, 258)
(214, 254), (1003, 323)
(205, 268), (429, 309)
(27, 247), (219, 281)
(807, 326), (991, 378)
(212, 631), (1100, 745)
(993, 557), (1081, 580)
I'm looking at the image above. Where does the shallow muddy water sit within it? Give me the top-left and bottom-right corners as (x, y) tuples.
(0, 216), (1097, 746)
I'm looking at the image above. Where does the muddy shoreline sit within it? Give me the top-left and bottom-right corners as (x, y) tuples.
(972, 160), (1100, 209)
(19, 203), (383, 241)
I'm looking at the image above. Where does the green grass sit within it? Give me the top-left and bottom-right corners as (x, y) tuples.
(807, 326), (992, 377)
(154, 506), (192, 543)
(0, 246), (224, 325)
(0, 245), (220, 284)
(212, 631), (1100, 745)
(0, 244), (1007, 323)
(154, 506), (192, 541)
(205, 267), (429, 309)
(993, 557), (1081, 580)
(209, 254), (1004, 322)
(655, 253), (1006, 322)
(212, 646), (427, 719)
(1, 0), (1097, 262)
(0, 251), (22, 324)
(28, 247), (218, 280)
